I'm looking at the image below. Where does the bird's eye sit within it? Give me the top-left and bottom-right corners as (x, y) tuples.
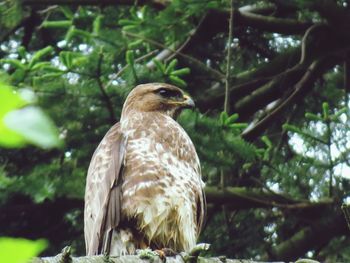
(156, 88), (182, 99)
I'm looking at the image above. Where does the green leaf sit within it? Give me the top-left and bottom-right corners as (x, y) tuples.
(171, 68), (191, 76)
(334, 107), (347, 118)
(225, 113), (239, 125)
(152, 59), (165, 73)
(40, 72), (65, 79)
(0, 122), (26, 148)
(59, 6), (74, 19)
(4, 106), (63, 149)
(71, 57), (88, 67)
(0, 84), (27, 117)
(128, 39), (143, 49)
(282, 123), (301, 133)
(283, 124), (327, 144)
(228, 123), (248, 129)
(59, 51), (73, 68)
(261, 135), (272, 148)
(65, 26), (75, 42)
(165, 59), (178, 74)
(59, 51), (86, 69)
(18, 46), (26, 59)
(29, 46), (54, 68)
(169, 75), (186, 87)
(41, 20), (72, 29)
(0, 237), (47, 263)
(322, 102), (329, 119)
(11, 69), (27, 83)
(122, 25), (138, 31)
(30, 61), (51, 70)
(305, 112), (322, 121)
(1, 59), (26, 70)
(126, 50), (135, 66)
(119, 19), (138, 26)
(219, 111), (228, 125)
(93, 15), (103, 35)
(73, 29), (92, 40)
(0, 84), (28, 147)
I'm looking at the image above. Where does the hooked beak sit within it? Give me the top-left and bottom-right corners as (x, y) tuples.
(182, 94), (195, 108)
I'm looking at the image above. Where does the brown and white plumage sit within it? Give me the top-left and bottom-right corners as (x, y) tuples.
(84, 83), (206, 256)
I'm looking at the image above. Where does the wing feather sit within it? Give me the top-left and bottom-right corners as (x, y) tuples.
(196, 187), (207, 235)
(84, 123), (126, 255)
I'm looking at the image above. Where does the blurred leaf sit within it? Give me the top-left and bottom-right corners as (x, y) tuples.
(165, 59), (178, 74)
(261, 135), (272, 148)
(41, 20), (72, 29)
(93, 15), (103, 35)
(171, 68), (190, 76)
(225, 113), (239, 125)
(219, 111), (228, 125)
(4, 106), (63, 149)
(59, 6), (74, 19)
(1, 58), (26, 70)
(128, 39), (143, 49)
(333, 107), (347, 118)
(153, 59), (165, 73)
(0, 84), (26, 116)
(169, 75), (186, 87)
(29, 46), (54, 68)
(305, 112), (322, 121)
(11, 68), (26, 83)
(322, 102), (329, 119)
(59, 51), (86, 69)
(0, 237), (47, 263)
(228, 123), (248, 129)
(72, 28), (91, 40)
(59, 51), (74, 68)
(126, 50), (135, 66)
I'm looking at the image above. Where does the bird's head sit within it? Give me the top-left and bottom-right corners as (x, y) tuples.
(121, 83), (195, 119)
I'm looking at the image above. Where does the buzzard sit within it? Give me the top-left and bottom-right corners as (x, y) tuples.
(84, 83), (206, 256)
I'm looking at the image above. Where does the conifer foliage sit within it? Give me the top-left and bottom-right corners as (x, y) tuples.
(1, 0), (350, 262)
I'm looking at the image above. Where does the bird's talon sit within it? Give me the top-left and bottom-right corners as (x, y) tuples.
(154, 248), (178, 262)
(155, 249), (166, 260)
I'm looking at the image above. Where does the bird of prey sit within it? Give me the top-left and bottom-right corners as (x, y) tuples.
(84, 83), (206, 256)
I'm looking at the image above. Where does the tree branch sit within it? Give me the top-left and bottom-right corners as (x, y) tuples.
(31, 253), (301, 263)
(205, 186), (333, 211)
(236, 10), (312, 35)
(96, 52), (116, 124)
(242, 56), (338, 141)
(123, 31), (224, 80)
(22, 0), (166, 6)
(264, 212), (348, 261)
(224, 0), (234, 113)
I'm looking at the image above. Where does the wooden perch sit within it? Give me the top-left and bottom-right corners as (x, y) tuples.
(31, 248), (320, 263)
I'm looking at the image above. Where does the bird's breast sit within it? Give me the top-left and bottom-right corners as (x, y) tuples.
(119, 118), (202, 251)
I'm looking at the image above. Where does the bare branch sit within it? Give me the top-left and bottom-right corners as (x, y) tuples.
(96, 52), (116, 124)
(242, 56), (338, 141)
(123, 31), (224, 80)
(224, 0), (235, 113)
(265, 212), (348, 261)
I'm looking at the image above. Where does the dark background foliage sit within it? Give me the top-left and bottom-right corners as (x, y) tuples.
(1, 0), (350, 262)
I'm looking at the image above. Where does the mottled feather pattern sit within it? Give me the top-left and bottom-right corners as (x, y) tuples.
(84, 83), (206, 256)
(121, 112), (203, 252)
(84, 123), (125, 255)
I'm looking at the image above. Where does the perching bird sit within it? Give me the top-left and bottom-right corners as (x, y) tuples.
(84, 83), (206, 256)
